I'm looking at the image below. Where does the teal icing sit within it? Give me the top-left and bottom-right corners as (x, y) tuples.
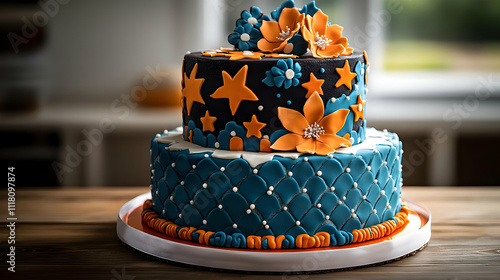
(320, 68), (325, 73)
(287, 100), (292, 105)
(262, 58), (302, 89)
(149, 128), (404, 249)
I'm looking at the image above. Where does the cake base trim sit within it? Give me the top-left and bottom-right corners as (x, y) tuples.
(117, 193), (431, 272)
(141, 199), (410, 250)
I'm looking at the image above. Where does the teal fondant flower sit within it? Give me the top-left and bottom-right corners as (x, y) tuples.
(236, 6), (270, 29)
(228, 23), (262, 51)
(271, 0), (319, 20)
(262, 58), (302, 89)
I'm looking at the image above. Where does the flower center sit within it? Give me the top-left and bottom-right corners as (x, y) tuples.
(247, 17), (258, 25)
(276, 26), (291, 41)
(285, 69), (295, 80)
(240, 33), (251, 42)
(314, 32), (333, 50)
(304, 122), (325, 139)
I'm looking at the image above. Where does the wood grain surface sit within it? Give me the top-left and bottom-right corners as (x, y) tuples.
(1, 187), (499, 279)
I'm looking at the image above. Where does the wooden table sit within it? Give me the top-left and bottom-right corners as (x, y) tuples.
(1, 187), (499, 279)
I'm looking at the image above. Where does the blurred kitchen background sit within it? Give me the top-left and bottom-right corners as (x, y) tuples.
(1, 0), (499, 187)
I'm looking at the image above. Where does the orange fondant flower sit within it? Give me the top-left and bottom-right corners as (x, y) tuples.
(257, 7), (305, 53)
(271, 92), (351, 155)
(302, 10), (349, 58)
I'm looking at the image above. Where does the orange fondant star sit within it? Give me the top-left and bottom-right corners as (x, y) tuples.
(182, 63), (205, 115)
(210, 65), (258, 115)
(350, 95), (366, 122)
(335, 60), (357, 90)
(363, 50), (369, 85)
(302, 73), (325, 98)
(243, 114), (266, 138)
(200, 110), (217, 132)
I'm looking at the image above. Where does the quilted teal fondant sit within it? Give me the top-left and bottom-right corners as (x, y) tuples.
(149, 128), (403, 248)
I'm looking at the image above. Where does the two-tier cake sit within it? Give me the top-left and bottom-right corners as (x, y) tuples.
(142, 0), (409, 250)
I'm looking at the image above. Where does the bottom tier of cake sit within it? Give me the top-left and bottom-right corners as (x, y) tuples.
(147, 127), (405, 249)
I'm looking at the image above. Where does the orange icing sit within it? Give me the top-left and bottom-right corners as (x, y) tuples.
(351, 205), (410, 244)
(258, 8), (305, 53)
(363, 50), (369, 84)
(260, 138), (272, 152)
(229, 136), (244, 151)
(302, 10), (349, 59)
(210, 65), (258, 116)
(243, 114), (266, 138)
(200, 110), (217, 132)
(182, 63), (205, 116)
(247, 236), (262, 249)
(262, 236), (277, 249)
(271, 92), (351, 155)
(301, 73), (325, 98)
(335, 60), (357, 90)
(228, 51), (264, 60)
(350, 95), (366, 122)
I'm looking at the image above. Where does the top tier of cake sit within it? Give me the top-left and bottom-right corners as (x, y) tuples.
(180, 1), (369, 155)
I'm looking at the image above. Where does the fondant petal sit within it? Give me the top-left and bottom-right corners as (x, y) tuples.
(296, 138), (316, 154)
(325, 24), (343, 44)
(271, 66), (285, 76)
(314, 141), (336, 155)
(278, 8), (301, 35)
(312, 10), (329, 36)
(271, 133), (307, 151)
(303, 92), (324, 124)
(292, 77), (299, 87)
(277, 107), (309, 134)
(317, 134), (351, 149)
(284, 78), (292, 89)
(274, 75), (286, 87)
(238, 41), (250, 51)
(277, 59), (288, 71)
(317, 44), (345, 58)
(228, 33), (240, 45)
(259, 20), (281, 43)
(319, 109), (350, 134)
(257, 38), (282, 53)
(250, 6), (261, 18)
(262, 71), (276, 87)
(241, 10), (251, 20)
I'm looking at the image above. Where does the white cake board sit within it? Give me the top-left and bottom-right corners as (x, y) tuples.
(117, 193), (431, 272)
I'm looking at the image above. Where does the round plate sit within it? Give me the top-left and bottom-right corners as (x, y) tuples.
(117, 193), (431, 272)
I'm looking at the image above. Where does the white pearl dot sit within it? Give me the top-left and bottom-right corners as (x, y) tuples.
(317, 171), (323, 176)
(151, 169), (155, 174)
(204, 154), (209, 158)
(149, 184), (153, 189)
(346, 96), (350, 101)
(218, 204), (223, 209)
(258, 105), (264, 111)
(367, 166), (371, 171)
(362, 195), (367, 200)
(361, 68), (365, 75)
(265, 225), (270, 229)
(374, 179), (378, 184)
(247, 17), (258, 25)
(330, 187), (335, 191)
(338, 201), (343, 205)
(230, 131), (236, 137)
(192, 165), (197, 169)
(304, 157), (309, 162)
(214, 142), (220, 148)
(317, 203), (322, 208)
(152, 202), (155, 206)
(381, 190), (386, 195)
(330, 97), (336, 103)
(389, 175), (393, 178)
(203, 219), (207, 225)
(246, 209), (251, 214)
(190, 200), (194, 205)
(325, 215), (330, 220)
(296, 221), (301, 226)
(203, 183), (208, 188)
(250, 204), (255, 210)
(180, 181), (185, 185)
(358, 103), (363, 112)
(373, 209), (377, 214)
(352, 213), (357, 218)
(170, 196), (174, 201)
(233, 223), (238, 229)
(303, 188), (307, 193)
(253, 169), (258, 174)
(269, 186), (274, 191)
(354, 84), (359, 90)
(240, 33), (250, 42)
(342, 196), (346, 201)
(171, 163), (175, 168)
(353, 182), (358, 188)
(220, 167), (225, 172)
(328, 154), (334, 159)
(350, 137), (355, 144)
(346, 168), (351, 173)
(262, 220), (267, 225)
(162, 209), (165, 214)
(283, 206), (288, 211)
(263, 135), (269, 139)
(233, 187), (238, 192)
(155, 190), (158, 195)
(383, 161), (388, 166)
(179, 214), (182, 218)
(285, 69), (295, 80)
(267, 191), (272, 195)
(288, 171), (293, 177)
